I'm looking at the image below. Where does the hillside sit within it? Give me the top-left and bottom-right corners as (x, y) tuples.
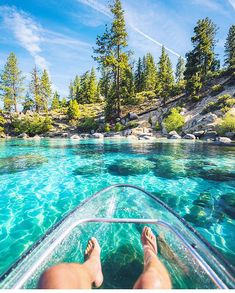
(1, 72), (234, 143)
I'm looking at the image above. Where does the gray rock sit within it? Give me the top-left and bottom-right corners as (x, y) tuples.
(33, 135), (41, 140)
(170, 134), (182, 139)
(202, 131), (218, 141)
(225, 132), (235, 140)
(61, 133), (69, 138)
(167, 131), (178, 139)
(0, 133), (6, 138)
(122, 129), (132, 136)
(120, 118), (126, 125)
(99, 116), (105, 123)
(183, 134), (196, 140)
(138, 132), (153, 138)
(18, 133), (28, 139)
(70, 135), (80, 140)
(128, 112), (139, 121)
(80, 133), (89, 139)
(193, 130), (205, 138)
(91, 133), (104, 139)
(216, 137), (232, 144)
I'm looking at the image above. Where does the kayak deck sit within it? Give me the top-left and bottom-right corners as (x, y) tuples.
(0, 185), (234, 289)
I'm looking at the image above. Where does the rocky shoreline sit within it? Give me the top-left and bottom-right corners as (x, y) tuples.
(1, 126), (234, 146)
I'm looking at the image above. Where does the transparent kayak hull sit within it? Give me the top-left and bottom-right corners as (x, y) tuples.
(0, 184), (234, 289)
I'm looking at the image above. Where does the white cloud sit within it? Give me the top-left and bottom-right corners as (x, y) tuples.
(228, 0), (235, 9)
(76, 0), (111, 18)
(76, 0), (184, 59)
(0, 6), (49, 70)
(191, 0), (221, 10)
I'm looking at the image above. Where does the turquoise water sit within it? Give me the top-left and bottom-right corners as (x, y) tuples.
(0, 138), (234, 281)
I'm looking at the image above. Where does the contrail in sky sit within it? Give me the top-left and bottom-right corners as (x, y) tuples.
(76, 0), (184, 59)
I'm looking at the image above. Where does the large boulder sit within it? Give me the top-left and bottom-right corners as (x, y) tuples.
(18, 133), (28, 139)
(183, 134), (196, 140)
(193, 130), (205, 139)
(170, 134), (182, 139)
(167, 131), (181, 139)
(216, 137), (232, 144)
(219, 193), (235, 219)
(70, 135), (80, 140)
(0, 133), (6, 139)
(183, 113), (218, 133)
(201, 130), (218, 141)
(33, 135), (41, 140)
(225, 132), (235, 140)
(128, 112), (139, 121)
(91, 133), (104, 139)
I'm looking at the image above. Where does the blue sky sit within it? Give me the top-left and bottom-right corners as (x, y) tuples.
(0, 0), (234, 98)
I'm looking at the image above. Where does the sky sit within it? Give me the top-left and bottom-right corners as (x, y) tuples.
(0, 0), (234, 98)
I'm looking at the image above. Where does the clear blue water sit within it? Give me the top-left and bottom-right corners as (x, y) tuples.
(0, 138), (234, 279)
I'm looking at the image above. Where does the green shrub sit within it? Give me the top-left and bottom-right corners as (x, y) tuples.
(192, 95), (202, 102)
(67, 100), (80, 120)
(12, 114), (52, 136)
(163, 108), (185, 133)
(211, 84), (224, 96)
(77, 117), (99, 132)
(104, 123), (111, 132)
(155, 121), (161, 131)
(115, 122), (123, 132)
(129, 91), (156, 105)
(217, 113), (235, 134)
(125, 121), (139, 129)
(202, 94), (235, 115)
(0, 115), (6, 134)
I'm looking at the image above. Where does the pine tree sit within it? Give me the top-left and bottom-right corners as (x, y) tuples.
(68, 81), (75, 100)
(22, 92), (34, 113)
(185, 17), (218, 83)
(40, 69), (52, 112)
(30, 66), (41, 113)
(175, 57), (185, 83)
(0, 53), (24, 112)
(79, 71), (90, 104)
(135, 57), (144, 93)
(87, 68), (99, 103)
(158, 47), (174, 103)
(225, 25), (235, 70)
(67, 99), (80, 120)
(143, 53), (158, 92)
(61, 98), (67, 108)
(51, 91), (60, 110)
(93, 0), (129, 120)
(74, 75), (80, 101)
(121, 63), (135, 104)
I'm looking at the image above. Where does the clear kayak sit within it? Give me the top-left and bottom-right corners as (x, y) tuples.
(0, 184), (234, 289)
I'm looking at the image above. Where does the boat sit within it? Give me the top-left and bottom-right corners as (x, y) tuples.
(0, 184), (234, 289)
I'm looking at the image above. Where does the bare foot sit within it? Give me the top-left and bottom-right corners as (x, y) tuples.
(141, 226), (158, 267)
(84, 237), (103, 288)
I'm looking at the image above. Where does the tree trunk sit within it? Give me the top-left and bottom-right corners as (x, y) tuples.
(117, 44), (121, 118)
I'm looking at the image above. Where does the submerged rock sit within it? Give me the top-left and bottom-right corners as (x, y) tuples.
(219, 193), (235, 220)
(0, 155), (48, 175)
(193, 192), (214, 208)
(108, 159), (155, 176)
(73, 163), (105, 176)
(184, 206), (214, 228)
